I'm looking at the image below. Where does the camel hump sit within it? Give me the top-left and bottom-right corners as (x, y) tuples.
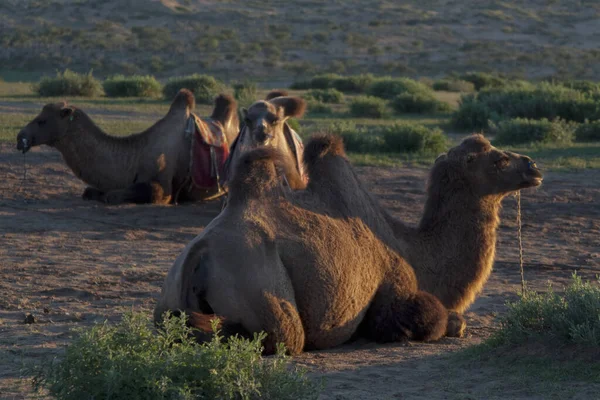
(170, 89), (196, 111)
(265, 89), (289, 100)
(303, 134), (346, 166)
(228, 147), (288, 202)
(210, 94), (237, 126)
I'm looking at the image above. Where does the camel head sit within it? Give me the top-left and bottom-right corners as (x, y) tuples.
(17, 102), (76, 153)
(432, 134), (543, 197)
(241, 96), (306, 148)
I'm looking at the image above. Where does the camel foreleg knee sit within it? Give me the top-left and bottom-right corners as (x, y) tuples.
(259, 292), (305, 355)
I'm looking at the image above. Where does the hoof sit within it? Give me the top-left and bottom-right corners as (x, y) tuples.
(82, 187), (104, 201)
(446, 311), (466, 338)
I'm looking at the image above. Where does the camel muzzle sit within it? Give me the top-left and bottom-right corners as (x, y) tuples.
(16, 133), (31, 154)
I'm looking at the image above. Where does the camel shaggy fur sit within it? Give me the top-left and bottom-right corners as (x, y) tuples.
(301, 134), (543, 335)
(154, 136), (450, 354)
(16, 90), (238, 204)
(224, 93), (307, 190)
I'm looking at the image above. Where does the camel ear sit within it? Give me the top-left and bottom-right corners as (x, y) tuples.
(265, 89), (289, 101)
(268, 96), (306, 121)
(435, 153), (447, 163)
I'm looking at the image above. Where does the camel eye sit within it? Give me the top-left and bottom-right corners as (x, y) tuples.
(466, 154), (476, 163)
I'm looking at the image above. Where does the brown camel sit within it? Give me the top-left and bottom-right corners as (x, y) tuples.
(223, 92), (307, 190)
(154, 135), (450, 355)
(16, 89), (239, 204)
(298, 134), (543, 335)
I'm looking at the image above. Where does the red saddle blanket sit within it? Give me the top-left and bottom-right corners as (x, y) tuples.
(188, 114), (229, 190)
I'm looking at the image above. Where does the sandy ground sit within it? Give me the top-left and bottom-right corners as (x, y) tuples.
(1, 144), (599, 399)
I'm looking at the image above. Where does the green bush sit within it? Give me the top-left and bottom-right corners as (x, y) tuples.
(289, 80), (312, 90)
(233, 81), (258, 108)
(31, 312), (319, 400)
(307, 101), (333, 114)
(35, 69), (103, 97)
(493, 118), (576, 145)
(323, 121), (447, 154)
(432, 79), (476, 93)
(451, 94), (494, 130)
(390, 92), (452, 114)
(163, 74), (226, 104)
(332, 74), (376, 93)
(310, 73), (342, 89)
(368, 77), (432, 99)
(575, 121), (600, 141)
(560, 80), (600, 95)
(349, 96), (389, 118)
(304, 88), (344, 104)
(103, 75), (162, 98)
(452, 83), (600, 130)
(490, 274), (600, 347)
(459, 71), (509, 90)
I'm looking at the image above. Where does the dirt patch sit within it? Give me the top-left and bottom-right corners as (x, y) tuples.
(1, 144), (599, 399)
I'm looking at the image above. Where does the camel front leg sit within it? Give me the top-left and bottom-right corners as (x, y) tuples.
(103, 181), (172, 205)
(364, 282), (448, 343)
(256, 290), (306, 355)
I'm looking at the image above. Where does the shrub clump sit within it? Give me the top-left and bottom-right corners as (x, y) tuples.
(368, 77), (432, 99)
(233, 81), (258, 108)
(304, 88), (344, 104)
(309, 73), (342, 89)
(349, 96), (389, 118)
(103, 75), (162, 98)
(575, 121), (600, 142)
(391, 92), (451, 114)
(35, 69), (103, 97)
(31, 312), (319, 400)
(459, 71), (509, 90)
(491, 274), (600, 347)
(163, 74), (226, 104)
(332, 74), (376, 93)
(432, 79), (476, 93)
(492, 118), (576, 145)
(306, 101), (333, 115)
(452, 82), (600, 130)
(323, 121), (447, 154)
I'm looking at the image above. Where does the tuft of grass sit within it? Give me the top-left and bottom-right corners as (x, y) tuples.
(306, 101), (333, 115)
(459, 71), (509, 90)
(163, 74), (226, 105)
(332, 74), (376, 93)
(309, 73), (342, 89)
(349, 96), (389, 118)
(492, 118), (576, 145)
(488, 273), (600, 347)
(103, 75), (162, 98)
(390, 92), (452, 114)
(30, 312), (320, 400)
(34, 70), (103, 97)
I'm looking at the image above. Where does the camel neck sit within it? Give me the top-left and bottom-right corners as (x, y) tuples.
(399, 184), (503, 312)
(53, 111), (146, 191)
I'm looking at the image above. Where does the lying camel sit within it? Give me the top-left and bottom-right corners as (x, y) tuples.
(16, 89), (239, 204)
(154, 136), (450, 354)
(303, 134), (543, 335)
(223, 92), (307, 190)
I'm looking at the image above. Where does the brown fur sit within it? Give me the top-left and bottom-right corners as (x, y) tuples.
(16, 90), (239, 204)
(154, 138), (449, 354)
(265, 89), (290, 100)
(294, 134), (542, 337)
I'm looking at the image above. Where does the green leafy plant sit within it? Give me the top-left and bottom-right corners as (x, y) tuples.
(35, 69), (103, 97)
(492, 118), (576, 145)
(390, 92), (452, 114)
(490, 274), (600, 347)
(349, 96), (389, 118)
(233, 81), (258, 108)
(432, 79), (476, 93)
(575, 121), (600, 142)
(30, 312), (320, 400)
(304, 88), (344, 104)
(103, 75), (162, 98)
(368, 77), (432, 100)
